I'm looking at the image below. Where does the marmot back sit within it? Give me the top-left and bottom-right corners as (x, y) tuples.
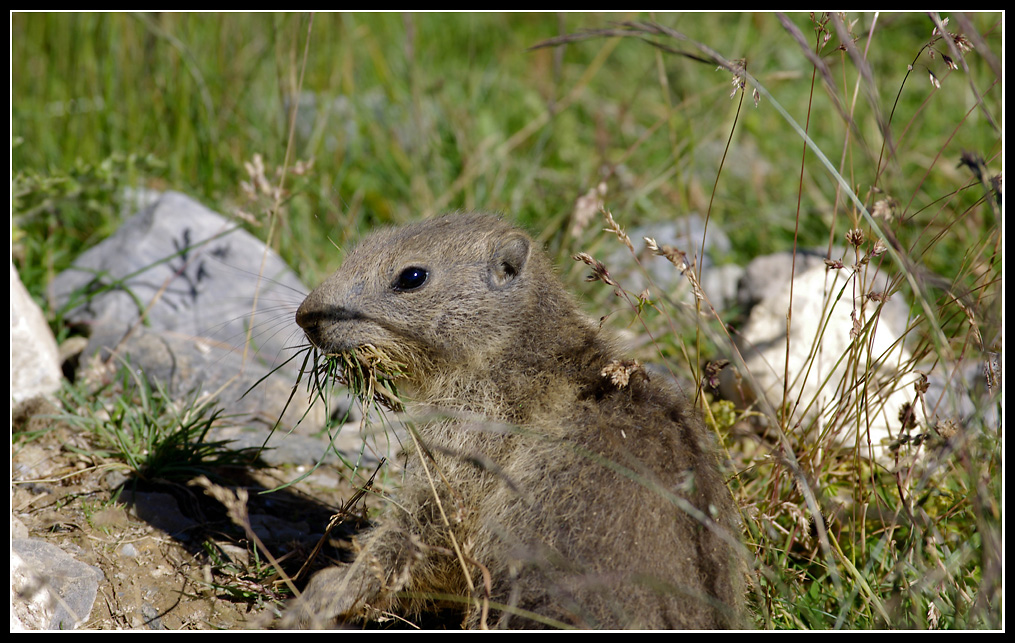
(287, 212), (747, 629)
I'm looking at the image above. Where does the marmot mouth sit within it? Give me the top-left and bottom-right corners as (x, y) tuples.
(301, 315), (415, 366)
(302, 329), (366, 356)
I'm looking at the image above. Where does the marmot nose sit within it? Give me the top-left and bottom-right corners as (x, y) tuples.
(296, 298), (359, 330)
(295, 301), (318, 330)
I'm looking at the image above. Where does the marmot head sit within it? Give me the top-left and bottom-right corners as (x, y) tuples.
(296, 213), (563, 387)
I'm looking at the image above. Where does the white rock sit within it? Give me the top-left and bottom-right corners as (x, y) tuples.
(733, 263), (920, 459)
(10, 263), (62, 405)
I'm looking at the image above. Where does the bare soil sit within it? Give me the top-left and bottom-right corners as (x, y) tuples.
(12, 397), (378, 630)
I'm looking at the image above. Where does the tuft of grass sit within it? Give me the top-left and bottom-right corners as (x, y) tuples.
(260, 342), (406, 495)
(306, 345), (407, 415)
(202, 539), (289, 605)
(53, 361), (262, 483)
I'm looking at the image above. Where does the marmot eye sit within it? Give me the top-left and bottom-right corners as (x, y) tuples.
(393, 266), (429, 292)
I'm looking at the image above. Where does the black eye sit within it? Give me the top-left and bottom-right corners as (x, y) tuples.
(393, 266), (429, 292)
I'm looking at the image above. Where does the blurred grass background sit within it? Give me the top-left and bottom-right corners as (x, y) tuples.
(13, 12), (1000, 288)
(11, 12), (1003, 629)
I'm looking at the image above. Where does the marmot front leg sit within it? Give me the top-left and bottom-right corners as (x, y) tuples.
(282, 523), (415, 629)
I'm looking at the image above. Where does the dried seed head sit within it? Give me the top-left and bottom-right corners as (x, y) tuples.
(572, 252), (617, 287)
(935, 418), (959, 440)
(849, 309), (863, 340)
(914, 372), (930, 395)
(571, 183), (607, 237)
(872, 197), (898, 220)
(898, 402), (918, 431)
(232, 209), (260, 227)
(845, 228), (865, 247)
(723, 58), (748, 100)
(958, 151), (988, 181)
(644, 237), (689, 273)
(824, 258), (845, 270)
(290, 158), (315, 176)
(242, 153), (272, 197)
(240, 152), (284, 202)
(952, 34), (973, 53)
(602, 207), (633, 253)
(703, 359), (730, 390)
(931, 19), (974, 53)
(601, 359), (645, 389)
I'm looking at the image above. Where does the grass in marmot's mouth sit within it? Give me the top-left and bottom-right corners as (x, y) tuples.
(305, 344), (407, 415)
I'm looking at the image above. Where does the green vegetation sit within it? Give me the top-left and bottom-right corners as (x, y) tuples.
(54, 362), (261, 482)
(12, 12), (1001, 629)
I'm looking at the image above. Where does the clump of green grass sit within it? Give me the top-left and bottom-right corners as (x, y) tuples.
(305, 345), (407, 415)
(202, 539), (289, 604)
(259, 341), (406, 496)
(54, 362), (262, 483)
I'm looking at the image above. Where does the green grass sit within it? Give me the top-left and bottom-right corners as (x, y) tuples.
(12, 12), (1002, 630)
(52, 361), (262, 483)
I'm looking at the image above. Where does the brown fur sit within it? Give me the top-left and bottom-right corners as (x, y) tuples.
(285, 212), (747, 629)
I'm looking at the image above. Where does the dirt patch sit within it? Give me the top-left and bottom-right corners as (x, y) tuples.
(12, 399), (381, 630)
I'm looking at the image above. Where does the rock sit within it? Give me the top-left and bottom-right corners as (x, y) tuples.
(727, 261), (918, 458)
(50, 190), (338, 439)
(10, 263), (62, 405)
(736, 250), (832, 311)
(11, 539), (104, 630)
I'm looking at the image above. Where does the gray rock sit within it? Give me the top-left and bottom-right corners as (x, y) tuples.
(921, 353), (1002, 431)
(50, 190), (337, 437)
(737, 251), (830, 310)
(10, 263), (62, 405)
(728, 251), (999, 457)
(286, 88), (434, 157)
(11, 539), (104, 630)
(51, 190), (303, 363)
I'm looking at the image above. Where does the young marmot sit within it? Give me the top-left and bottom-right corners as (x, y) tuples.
(286, 212), (746, 629)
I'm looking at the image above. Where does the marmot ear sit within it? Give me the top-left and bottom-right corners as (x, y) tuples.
(489, 233), (530, 288)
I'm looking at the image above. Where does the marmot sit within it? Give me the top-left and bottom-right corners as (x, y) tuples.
(285, 212), (747, 629)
